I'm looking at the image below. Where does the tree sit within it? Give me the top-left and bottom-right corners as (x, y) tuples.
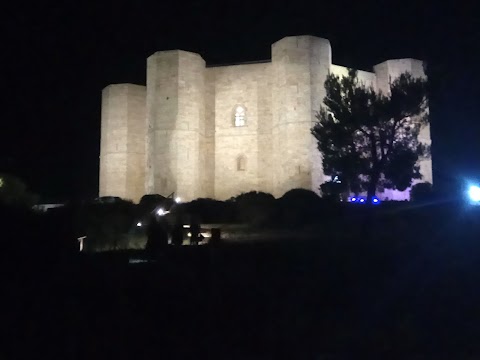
(0, 173), (38, 208)
(79, 199), (136, 251)
(319, 179), (348, 201)
(312, 69), (429, 200)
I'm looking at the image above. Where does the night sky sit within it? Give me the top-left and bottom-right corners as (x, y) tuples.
(3, 0), (479, 201)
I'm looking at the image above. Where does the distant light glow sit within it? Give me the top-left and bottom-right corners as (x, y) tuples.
(129, 259), (149, 264)
(351, 197), (356, 202)
(187, 232), (210, 240)
(373, 198), (379, 203)
(359, 198), (365, 203)
(136, 222), (142, 227)
(175, 197), (182, 203)
(0, 178), (3, 188)
(468, 185), (480, 203)
(156, 208), (169, 216)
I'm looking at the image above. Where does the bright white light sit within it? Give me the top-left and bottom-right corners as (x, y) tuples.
(351, 197), (356, 202)
(175, 197), (181, 203)
(156, 208), (167, 216)
(373, 198), (379, 203)
(186, 232), (209, 239)
(359, 198), (365, 203)
(468, 185), (480, 203)
(77, 236), (86, 252)
(136, 222), (142, 227)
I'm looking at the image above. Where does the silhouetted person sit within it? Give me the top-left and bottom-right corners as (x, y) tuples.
(190, 220), (200, 245)
(171, 222), (184, 246)
(145, 216), (168, 259)
(210, 228), (221, 246)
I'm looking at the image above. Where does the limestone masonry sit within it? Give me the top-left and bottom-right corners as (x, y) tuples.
(99, 35), (432, 202)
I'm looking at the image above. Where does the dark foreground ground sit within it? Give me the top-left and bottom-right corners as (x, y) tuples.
(2, 202), (480, 359)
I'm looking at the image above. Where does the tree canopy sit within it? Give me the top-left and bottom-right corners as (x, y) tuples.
(0, 173), (38, 208)
(312, 69), (430, 199)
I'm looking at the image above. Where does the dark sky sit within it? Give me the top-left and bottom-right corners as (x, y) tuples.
(2, 0), (479, 201)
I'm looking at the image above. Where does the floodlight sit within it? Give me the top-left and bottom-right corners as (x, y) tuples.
(468, 185), (480, 203)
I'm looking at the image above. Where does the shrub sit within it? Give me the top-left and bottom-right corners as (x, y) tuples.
(231, 191), (277, 227)
(410, 182), (433, 202)
(277, 189), (323, 228)
(180, 198), (236, 224)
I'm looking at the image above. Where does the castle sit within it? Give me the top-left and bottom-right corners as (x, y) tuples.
(99, 35), (432, 203)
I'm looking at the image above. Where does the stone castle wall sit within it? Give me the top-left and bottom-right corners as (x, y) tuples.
(271, 36), (331, 197)
(145, 50), (206, 201)
(99, 35), (433, 202)
(330, 64), (377, 89)
(99, 84), (146, 202)
(207, 62), (273, 200)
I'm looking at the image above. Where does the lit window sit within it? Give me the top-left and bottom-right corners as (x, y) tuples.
(234, 106), (246, 127)
(237, 155), (246, 171)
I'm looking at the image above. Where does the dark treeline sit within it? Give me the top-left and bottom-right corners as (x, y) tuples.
(1, 189), (480, 359)
(74, 189), (336, 251)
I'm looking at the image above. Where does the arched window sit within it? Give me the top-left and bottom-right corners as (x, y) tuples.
(236, 155), (246, 171)
(234, 106), (246, 127)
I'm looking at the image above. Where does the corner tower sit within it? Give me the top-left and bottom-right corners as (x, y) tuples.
(99, 84), (147, 202)
(271, 36), (331, 197)
(145, 50), (206, 201)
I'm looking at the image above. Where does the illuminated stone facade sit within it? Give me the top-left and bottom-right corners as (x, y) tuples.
(99, 35), (432, 202)
(99, 84), (146, 202)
